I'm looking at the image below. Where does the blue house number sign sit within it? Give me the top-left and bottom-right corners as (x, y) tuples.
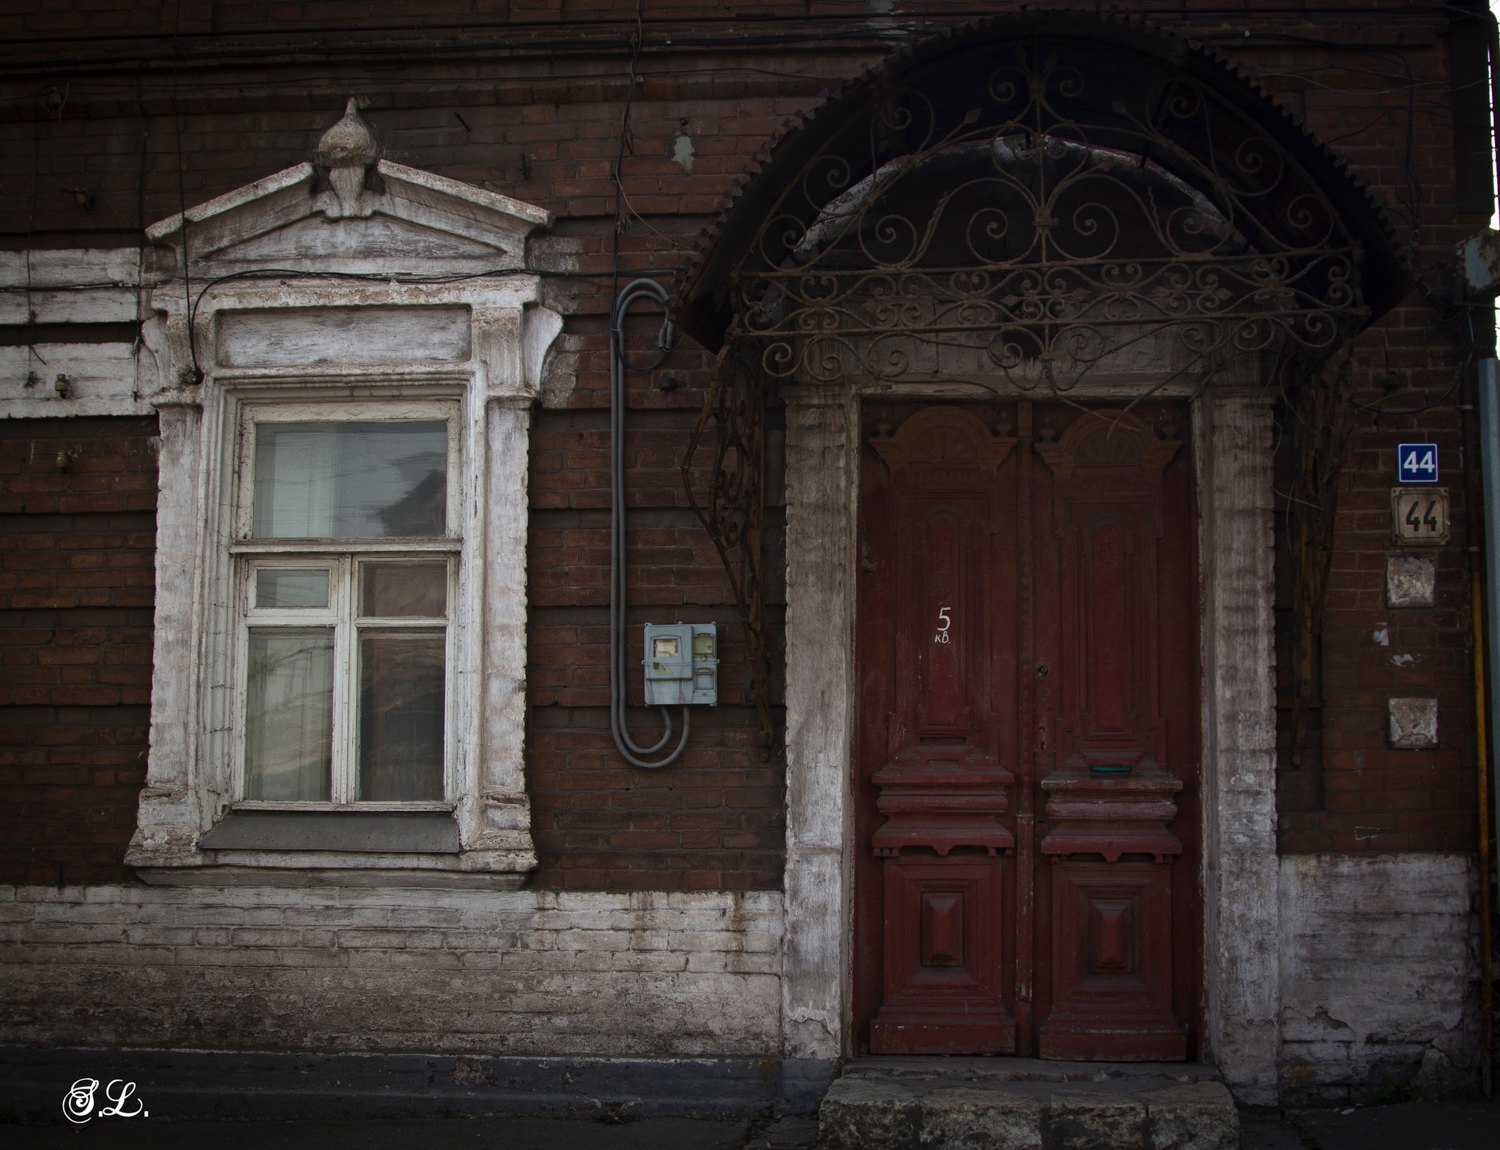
(1397, 443), (1439, 484)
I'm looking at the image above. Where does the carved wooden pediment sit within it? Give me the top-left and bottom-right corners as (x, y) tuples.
(870, 406), (1017, 471)
(1034, 411), (1181, 481)
(146, 101), (552, 278)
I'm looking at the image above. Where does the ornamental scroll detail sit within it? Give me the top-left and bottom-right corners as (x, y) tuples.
(686, 40), (1376, 760)
(729, 47), (1370, 391)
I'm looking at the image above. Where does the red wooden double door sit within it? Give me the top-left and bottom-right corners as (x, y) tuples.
(854, 401), (1201, 1060)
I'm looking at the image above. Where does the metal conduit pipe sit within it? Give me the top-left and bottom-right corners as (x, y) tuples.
(1469, 5), (1500, 1097)
(1476, 358), (1499, 1097)
(609, 277), (690, 769)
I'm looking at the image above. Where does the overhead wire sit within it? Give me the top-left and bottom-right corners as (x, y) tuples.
(169, 0), (202, 386)
(606, 2), (689, 770)
(609, 277), (688, 770)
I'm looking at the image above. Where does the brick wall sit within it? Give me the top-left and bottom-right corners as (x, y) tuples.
(0, 0), (1488, 888)
(0, 418), (157, 886)
(1274, 334), (1483, 854)
(0, 0), (1491, 1100)
(526, 403), (787, 890)
(0, 883), (783, 1057)
(1263, 0), (1486, 855)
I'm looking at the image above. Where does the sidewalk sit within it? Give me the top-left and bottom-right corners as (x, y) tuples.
(4, 1100), (1497, 1148)
(1243, 1101), (1500, 1150)
(0, 1115), (759, 1150)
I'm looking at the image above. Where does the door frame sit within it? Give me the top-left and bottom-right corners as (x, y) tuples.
(780, 367), (1283, 1103)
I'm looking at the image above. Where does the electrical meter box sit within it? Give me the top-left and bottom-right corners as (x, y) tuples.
(643, 622), (718, 706)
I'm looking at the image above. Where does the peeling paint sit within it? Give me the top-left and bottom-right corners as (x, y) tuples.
(1388, 697), (1438, 748)
(1312, 1006), (1352, 1031)
(1386, 555), (1436, 607)
(786, 1006), (836, 1036)
(0, 885), (786, 1057)
(1279, 854), (1478, 1104)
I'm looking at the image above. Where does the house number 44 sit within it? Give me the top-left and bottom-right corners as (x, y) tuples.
(1391, 487), (1449, 546)
(934, 606), (953, 644)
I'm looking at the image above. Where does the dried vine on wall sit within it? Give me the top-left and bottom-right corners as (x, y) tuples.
(1281, 348), (1359, 786)
(683, 338), (773, 758)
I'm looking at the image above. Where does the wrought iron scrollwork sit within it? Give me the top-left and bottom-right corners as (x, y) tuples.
(732, 46), (1369, 392)
(684, 40), (1379, 765)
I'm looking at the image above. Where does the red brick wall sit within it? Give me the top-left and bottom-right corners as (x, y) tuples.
(1257, 0), (1487, 853)
(525, 407), (787, 890)
(1276, 329), (1482, 855)
(0, 0), (1488, 883)
(0, 418), (157, 885)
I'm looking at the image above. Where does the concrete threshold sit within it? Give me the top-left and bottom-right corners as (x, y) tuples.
(819, 1057), (1238, 1150)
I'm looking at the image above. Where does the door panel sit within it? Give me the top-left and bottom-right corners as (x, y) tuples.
(854, 401), (1200, 1060)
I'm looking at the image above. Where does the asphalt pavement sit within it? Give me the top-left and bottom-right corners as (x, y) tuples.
(1253, 1101), (1500, 1150)
(5, 1101), (1499, 1148)
(0, 1115), (757, 1149)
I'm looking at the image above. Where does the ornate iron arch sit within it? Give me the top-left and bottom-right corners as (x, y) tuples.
(676, 12), (1407, 370)
(742, 84), (1362, 392)
(676, 11), (1410, 754)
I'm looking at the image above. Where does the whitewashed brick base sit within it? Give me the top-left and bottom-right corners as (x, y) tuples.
(2, 857), (1482, 1104)
(1279, 853), (1478, 1103)
(0, 884), (783, 1058)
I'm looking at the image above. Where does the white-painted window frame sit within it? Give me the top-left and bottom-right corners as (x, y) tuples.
(231, 396), (464, 812)
(128, 278), (557, 882)
(112, 156), (558, 882)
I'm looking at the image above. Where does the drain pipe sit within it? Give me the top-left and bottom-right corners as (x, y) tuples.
(1478, 358), (1499, 1098)
(1466, 2), (1500, 1099)
(609, 277), (690, 768)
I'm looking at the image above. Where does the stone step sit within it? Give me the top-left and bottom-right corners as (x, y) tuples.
(818, 1058), (1238, 1150)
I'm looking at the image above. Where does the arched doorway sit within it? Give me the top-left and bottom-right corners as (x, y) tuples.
(673, 10), (1407, 1095)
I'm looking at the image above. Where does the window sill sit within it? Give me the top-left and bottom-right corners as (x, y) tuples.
(137, 812), (532, 887)
(126, 803), (536, 879)
(199, 810), (460, 853)
(131, 864), (529, 890)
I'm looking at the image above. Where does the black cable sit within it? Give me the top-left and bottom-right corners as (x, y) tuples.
(609, 277), (688, 770)
(24, 90), (46, 379)
(159, 265), (681, 379)
(1353, 310), (1479, 418)
(132, 92), (151, 402)
(169, 0), (202, 386)
(604, 4), (690, 771)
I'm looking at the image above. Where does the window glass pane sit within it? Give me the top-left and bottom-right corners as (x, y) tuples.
(358, 631), (445, 801)
(252, 421), (447, 539)
(244, 629), (333, 801)
(360, 561), (448, 618)
(255, 568), (330, 609)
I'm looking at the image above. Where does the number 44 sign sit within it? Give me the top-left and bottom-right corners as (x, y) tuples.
(1391, 487), (1449, 546)
(1397, 443), (1439, 484)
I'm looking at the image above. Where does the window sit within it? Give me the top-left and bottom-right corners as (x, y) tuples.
(235, 405), (458, 808)
(125, 151), (560, 881)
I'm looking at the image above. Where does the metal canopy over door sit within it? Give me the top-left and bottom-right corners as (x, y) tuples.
(854, 399), (1201, 1060)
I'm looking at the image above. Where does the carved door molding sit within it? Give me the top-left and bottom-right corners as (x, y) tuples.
(854, 401), (1201, 1059)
